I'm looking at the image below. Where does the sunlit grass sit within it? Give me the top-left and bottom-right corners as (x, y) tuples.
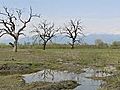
(0, 48), (120, 89)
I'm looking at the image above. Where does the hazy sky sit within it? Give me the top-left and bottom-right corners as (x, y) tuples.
(0, 0), (120, 35)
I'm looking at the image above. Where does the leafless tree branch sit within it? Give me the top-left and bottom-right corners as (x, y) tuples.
(62, 19), (84, 49)
(0, 7), (40, 52)
(32, 20), (60, 50)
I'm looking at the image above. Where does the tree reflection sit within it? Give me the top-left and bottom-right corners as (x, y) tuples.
(38, 69), (54, 81)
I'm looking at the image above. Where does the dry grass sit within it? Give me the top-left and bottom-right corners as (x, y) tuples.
(0, 48), (120, 89)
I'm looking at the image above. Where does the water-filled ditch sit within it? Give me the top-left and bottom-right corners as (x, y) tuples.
(23, 68), (114, 90)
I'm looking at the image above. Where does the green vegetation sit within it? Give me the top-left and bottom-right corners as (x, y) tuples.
(99, 75), (120, 90)
(0, 47), (120, 89)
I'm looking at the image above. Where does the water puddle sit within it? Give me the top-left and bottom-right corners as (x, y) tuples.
(23, 68), (113, 90)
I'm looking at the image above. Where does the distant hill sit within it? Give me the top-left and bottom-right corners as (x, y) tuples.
(84, 34), (120, 44)
(1, 34), (120, 45)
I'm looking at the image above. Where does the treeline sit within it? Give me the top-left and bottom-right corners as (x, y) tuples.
(18, 42), (120, 49)
(19, 41), (120, 49)
(1, 40), (120, 49)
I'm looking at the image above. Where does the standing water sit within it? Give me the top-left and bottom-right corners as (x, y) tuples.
(22, 68), (110, 90)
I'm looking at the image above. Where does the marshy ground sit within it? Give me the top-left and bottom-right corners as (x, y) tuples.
(0, 48), (120, 90)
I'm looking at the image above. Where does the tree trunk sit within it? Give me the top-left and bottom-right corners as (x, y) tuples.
(43, 42), (46, 50)
(71, 44), (74, 49)
(71, 40), (75, 49)
(13, 39), (18, 52)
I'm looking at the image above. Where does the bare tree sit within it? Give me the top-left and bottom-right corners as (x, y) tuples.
(32, 20), (59, 50)
(0, 7), (40, 52)
(63, 19), (84, 49)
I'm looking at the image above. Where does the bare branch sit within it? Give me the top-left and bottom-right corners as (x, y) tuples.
(0, 6), (40, 52)
(63, 19), (84, 49)
(19, 33), (26, 36)
(0, 33), (7, 37)
(17, 7), (40, 34)
(32, 20), (59, 50)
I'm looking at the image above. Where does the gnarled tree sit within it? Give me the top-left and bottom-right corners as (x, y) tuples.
(32, 20), (59, 50)
(63, 19), (84, 49)
(0, 7), (40, 52)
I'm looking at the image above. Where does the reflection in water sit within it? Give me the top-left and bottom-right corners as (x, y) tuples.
(40, 69), (54, 81)
(23, 68), (112, 90)
(23, 69), (81, 83)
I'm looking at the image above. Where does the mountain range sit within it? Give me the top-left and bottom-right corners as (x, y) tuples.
(0, 34), (120, 45)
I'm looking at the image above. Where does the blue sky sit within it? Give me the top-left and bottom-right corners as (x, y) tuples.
(0, 0), (120, 35)
(0, 0), (119, 17)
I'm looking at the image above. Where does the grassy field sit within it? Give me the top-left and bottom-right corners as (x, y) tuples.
(0, 48), (120, 90)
